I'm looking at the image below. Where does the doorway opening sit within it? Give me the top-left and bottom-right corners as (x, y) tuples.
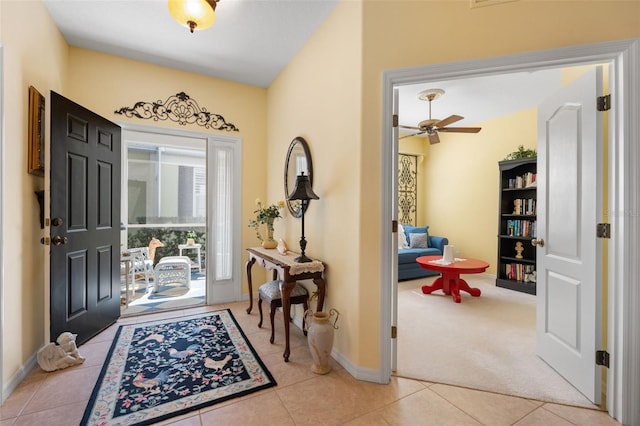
(380, 39), (640, 424)
(120, 125), (242, 316)
(393, 64), (602, 407)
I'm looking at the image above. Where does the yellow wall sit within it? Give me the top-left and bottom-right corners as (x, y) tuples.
(267, 0), (363, 362)
(66, 47), (269, 290)
(424, 108), (537, 274)
(0, 0), (68, 386)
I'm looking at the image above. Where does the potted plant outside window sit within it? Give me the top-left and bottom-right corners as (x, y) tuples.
(186, 230), (197, 246)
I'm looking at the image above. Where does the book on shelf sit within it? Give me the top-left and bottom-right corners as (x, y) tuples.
(524, 172), (537, 188)
(505, 263), (536, 282)
(506, 219), (536, 237)
(512, 198), (536, 215)
(507, 172), (537, 189)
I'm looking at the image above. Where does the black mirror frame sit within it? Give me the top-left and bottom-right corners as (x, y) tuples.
(284, 136), (313, 218)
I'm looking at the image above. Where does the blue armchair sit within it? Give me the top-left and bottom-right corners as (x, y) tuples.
(398, 225), (448, 281)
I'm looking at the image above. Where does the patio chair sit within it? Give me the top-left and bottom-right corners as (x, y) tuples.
(125, 247), (153, 291)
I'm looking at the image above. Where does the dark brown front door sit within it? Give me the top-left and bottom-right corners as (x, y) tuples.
(50, 91), (121, 345)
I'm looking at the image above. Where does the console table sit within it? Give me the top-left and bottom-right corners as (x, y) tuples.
(245, 247), (326, 362)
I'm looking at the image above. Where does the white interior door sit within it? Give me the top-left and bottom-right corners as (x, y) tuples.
(536, 66), (603, 404)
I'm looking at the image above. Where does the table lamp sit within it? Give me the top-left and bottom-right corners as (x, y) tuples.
(287, 172), (319, 263)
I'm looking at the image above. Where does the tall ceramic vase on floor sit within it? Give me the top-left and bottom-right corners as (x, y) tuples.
(304, 308), (340, 374)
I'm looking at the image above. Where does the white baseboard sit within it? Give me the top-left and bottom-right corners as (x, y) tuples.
(2, 352), (37, 404)
(330, 347), (388, 384)
(478, 272), (497, 280)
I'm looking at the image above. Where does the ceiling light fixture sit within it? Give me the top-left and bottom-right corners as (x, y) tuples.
(168, 0), (219, 33)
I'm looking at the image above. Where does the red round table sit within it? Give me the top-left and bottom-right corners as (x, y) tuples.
(416, 255), (489, 303)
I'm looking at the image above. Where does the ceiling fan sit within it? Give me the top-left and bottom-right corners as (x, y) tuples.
(400, 88), (482, 144)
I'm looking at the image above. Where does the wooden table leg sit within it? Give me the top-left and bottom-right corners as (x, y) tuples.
(313, 277), (326, 312)
(423, 272), (481, 303)
(421, 277), (444, 295)
(457, 278), (482, 298)
(281, 279), (294, 362)
(449, 275), (462, 303)
(245, 257), (256, 314)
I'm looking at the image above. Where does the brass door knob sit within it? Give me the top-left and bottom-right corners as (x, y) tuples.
(52, 235), (68, 246)
(531, 238), (545, 247)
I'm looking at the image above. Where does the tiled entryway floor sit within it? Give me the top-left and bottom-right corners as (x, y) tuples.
(0, 301), (621, 425)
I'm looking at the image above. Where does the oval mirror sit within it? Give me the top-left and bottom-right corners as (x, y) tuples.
(284, 136), (313, 218)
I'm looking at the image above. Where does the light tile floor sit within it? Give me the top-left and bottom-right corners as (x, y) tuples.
(0, 301), (621, 425)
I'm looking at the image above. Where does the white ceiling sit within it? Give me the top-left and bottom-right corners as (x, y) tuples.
(398, 68), (564, 131)
(43, 0), (565, 125)
(42, 0), (340, 88)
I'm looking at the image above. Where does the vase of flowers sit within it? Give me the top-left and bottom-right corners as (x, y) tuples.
(249, 199), (285, 249)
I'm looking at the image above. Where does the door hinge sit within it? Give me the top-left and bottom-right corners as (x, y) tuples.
(596, 350), (610, 368)
(391, 326), (397, 339)
(392, 114), (399, 127)
(597, 94), (611, 111)
(40, 237), (50, 245)
(597, 223), (611, 239)
(392, 220), (398, 233)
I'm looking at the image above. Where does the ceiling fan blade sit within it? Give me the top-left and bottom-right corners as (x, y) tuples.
(438, 127), (482, 133)
(428, 132), (440, 144)
(399, 125), (422, 131)
(433, 115), (463, 128)
(400, 131), (426, 139)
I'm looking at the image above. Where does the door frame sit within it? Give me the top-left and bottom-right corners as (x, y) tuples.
(119, 123), (243, 306)
(380, 38), (640, 424)
(0, 44), (4, 404)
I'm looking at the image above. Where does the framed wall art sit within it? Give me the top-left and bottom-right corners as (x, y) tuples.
(28, 85), (45, 176)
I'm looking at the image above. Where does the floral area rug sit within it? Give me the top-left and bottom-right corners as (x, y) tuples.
(81, 309), (276, 425)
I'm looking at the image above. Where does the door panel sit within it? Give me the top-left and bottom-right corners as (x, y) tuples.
(97, 161), (114, 228)
(98, 245), (113, 302)
(50, 91), (121, 345)
(536, 67), (602, 403)
(67, 251), (87, 318)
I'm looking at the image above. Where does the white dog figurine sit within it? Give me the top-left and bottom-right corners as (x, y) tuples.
(37, 332), (86, 372)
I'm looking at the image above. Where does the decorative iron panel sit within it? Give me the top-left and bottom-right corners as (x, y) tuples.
(115, 92), (239, 132)
(398, 153), (418, 226)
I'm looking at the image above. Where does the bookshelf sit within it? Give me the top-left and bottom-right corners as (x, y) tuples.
(496, 157), (537, 295)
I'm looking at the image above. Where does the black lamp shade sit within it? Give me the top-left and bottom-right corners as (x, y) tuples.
(287, 172), (319, 201)
(287, 172), (319, 263)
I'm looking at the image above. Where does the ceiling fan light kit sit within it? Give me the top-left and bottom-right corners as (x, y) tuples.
(417, 88), (445, 102)
(400, 88), (482, 144)
(169, 0), (218, 33)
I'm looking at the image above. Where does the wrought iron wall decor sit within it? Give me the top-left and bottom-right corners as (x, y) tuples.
(398, 153), (418, 226)
(114, 92), (239, 132)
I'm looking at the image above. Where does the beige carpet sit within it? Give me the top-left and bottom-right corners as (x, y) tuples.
(395, 274), (597, 408)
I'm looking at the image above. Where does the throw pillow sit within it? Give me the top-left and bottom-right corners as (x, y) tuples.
(409, 232), (429, 248)
(403, 225), (430, 248)
(398, 224), (409, 249)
